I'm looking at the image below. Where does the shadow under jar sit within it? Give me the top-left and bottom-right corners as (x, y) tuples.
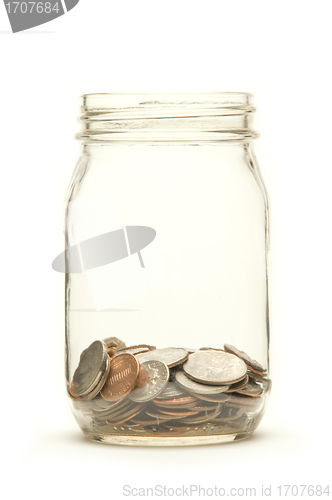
(62, 93), (271, 446)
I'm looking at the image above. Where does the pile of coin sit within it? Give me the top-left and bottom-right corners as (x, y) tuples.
(70, 338), (271, 436)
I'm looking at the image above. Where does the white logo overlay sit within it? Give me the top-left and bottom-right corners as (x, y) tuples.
(52, 190), (163, 310)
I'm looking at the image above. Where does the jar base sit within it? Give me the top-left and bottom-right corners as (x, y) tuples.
(83, 430), (254, 446)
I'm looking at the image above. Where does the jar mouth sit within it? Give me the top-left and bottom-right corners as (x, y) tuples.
(77, 93), (259, 143)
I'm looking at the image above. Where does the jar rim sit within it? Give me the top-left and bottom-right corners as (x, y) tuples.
(78, 93), (258, 143)
(80, 92), (255, 108)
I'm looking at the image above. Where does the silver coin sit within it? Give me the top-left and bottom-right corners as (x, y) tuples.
(183, 350), (247, 385)
(70, 340), (109, 398)
(175, 370), (230, 394)
(129, 360), (170, 402)
(136, 348), (189, 368)
(82, 354), (111, 401)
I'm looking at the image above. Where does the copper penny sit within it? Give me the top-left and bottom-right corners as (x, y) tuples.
(100, 353), (139, 401)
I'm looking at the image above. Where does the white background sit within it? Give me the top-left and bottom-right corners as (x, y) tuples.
(1, 1), (331, 499)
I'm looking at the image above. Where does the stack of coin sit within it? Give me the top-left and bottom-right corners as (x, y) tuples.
(70, 340), (110, 401)
(70, 340), (271, 436)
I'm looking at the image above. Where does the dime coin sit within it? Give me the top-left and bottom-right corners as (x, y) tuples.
(129, 360), (169, 402)
(100, 353), (139, 401)
(136, 348), (189, 368)
(70, 340), (109, 399)
(183, 350), (247, 385)
(175, 370), (230, 394)
(224, 344), (266, 375)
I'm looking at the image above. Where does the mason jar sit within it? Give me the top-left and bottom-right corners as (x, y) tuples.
(55, 93), (271, 445)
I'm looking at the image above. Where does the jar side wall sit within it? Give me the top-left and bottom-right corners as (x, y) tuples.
(65, 143), (270, 382)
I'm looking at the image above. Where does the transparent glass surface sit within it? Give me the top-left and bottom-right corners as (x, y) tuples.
(63, 94), (271, 445)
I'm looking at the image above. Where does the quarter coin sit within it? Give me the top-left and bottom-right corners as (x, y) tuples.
(183, 350), (247, 385)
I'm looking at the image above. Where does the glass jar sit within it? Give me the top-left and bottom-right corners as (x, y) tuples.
(57, 93), (271, 446)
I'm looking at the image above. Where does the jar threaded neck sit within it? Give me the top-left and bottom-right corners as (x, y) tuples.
(77, 93), (259, 143)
